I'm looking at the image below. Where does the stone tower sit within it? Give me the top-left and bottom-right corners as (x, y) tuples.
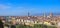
(49, 12), (53, 18)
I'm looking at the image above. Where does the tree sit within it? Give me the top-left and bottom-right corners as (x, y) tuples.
(0, 19), (4, 28)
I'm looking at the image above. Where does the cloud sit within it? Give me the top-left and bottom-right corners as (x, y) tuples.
(0, 4), (11, 9)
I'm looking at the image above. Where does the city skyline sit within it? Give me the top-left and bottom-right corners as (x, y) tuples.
(0, 0), (60, 16)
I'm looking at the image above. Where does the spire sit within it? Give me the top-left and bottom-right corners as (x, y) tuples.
(50, 12), (53, 17)
(43, 12), (46, 18)
(28, 12), (30, 17)
(27, 12), (30, 19)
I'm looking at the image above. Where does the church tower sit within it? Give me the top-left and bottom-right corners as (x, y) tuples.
(43, 12), (46, 18)
(49, 12), (53, 17)
(43, 12), (47, 19)
(28, 12), (30, 17)
(27, 12), (30, 19)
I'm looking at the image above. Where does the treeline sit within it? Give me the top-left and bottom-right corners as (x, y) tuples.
(16, 24), (57, 28)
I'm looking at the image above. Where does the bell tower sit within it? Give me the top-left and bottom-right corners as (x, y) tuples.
(28, 12), (30, 17)
(50, 12), (53, 17)
(43, 12), (46, 18)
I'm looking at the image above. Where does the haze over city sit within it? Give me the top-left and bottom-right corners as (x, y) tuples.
(0, 0), (60, 16)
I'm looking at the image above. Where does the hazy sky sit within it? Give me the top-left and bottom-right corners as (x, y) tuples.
(0, 0), (60, 16)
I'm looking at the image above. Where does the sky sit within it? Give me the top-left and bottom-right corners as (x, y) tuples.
(0, 0), (60, 16)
